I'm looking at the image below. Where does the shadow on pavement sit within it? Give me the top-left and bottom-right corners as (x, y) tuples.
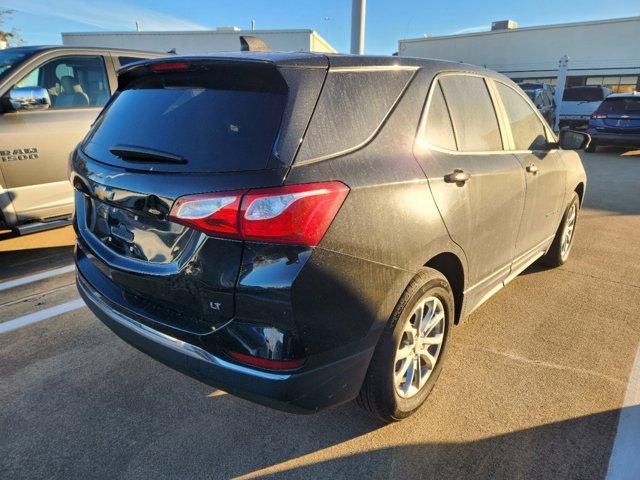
(0, 245), (74, 280)
(237, 407), (628, 479)
(579, 149), (640, 215)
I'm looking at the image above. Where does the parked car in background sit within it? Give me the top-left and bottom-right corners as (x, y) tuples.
(73, 53), (588, 422)
(586, 92), (640, 152)
(0, 46), (164, 237)
(558, 85), (611, 130)
(520, 83), (556, 125)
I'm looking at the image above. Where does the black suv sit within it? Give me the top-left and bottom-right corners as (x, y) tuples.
(73, 53), (586, 422)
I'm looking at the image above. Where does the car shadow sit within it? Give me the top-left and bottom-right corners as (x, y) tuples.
(0, 245), (74, 280)
(578, 148), (640, 215)
(230, 407), (631, 480)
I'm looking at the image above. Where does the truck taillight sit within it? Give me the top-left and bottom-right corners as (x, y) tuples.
(168, 182), (349, 247)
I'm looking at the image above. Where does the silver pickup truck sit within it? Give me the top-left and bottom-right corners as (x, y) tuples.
(0, 46), (165, 237)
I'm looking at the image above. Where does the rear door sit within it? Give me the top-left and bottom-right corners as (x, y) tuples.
(414, 73), (525, 310)
(0, 52), (110, 222)
(492, 80), (565, 266)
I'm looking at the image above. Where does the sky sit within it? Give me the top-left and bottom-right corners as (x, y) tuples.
(2, 0), (639, 55)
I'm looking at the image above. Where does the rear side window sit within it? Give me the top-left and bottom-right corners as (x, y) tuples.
(420, 80), (457, 151)
(599, 97), (640, 114)
(563, 87), (604, 102)
(296, 69), (414, 162)
(83, 65), (288, 173)
(118, 56), (149, 67)
(496, 82), (548, 151)
(439, 75), (502, 152)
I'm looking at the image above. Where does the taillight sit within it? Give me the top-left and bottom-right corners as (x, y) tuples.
(168, 190), (245, 238)
(148, 61), (190, 73)
(168, 181), (349, 247)
(591, 111), (607, 119)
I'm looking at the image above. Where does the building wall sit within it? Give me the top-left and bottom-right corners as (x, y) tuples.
(398, 17), (640, 92)
(62, 29), (336, 55)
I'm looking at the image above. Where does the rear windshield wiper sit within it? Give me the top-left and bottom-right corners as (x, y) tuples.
(109, 144), (187, 164)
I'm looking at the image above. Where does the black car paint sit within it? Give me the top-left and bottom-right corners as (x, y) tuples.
(72, 53), (556, 412)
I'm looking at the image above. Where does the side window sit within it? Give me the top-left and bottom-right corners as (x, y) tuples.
(15, 56), (110, 109)
(419, 80), (457, 151)
(496, 82), (548, 151)
(439, 75), (502, 152)
(118, 56), (149, 67)
(296, 69), (415, 162)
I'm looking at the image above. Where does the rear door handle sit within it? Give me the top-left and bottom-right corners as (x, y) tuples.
(444, 169), (470, 184)
(526, 164), (539, 174)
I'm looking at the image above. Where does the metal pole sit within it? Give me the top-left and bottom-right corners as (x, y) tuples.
(350, 0), (366, 54)
(554, 55), (569, 132)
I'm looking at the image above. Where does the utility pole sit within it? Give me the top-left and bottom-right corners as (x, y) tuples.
(554, 55), (569, 132)
(350, 0), (366, 54)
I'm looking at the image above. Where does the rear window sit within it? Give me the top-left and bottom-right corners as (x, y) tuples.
(118, 56), (150, 67)
(563, 87), (605, 102)
(0, 49), (30, 80)
(599, 97), (640, 114)
(83, 65), (288, 173)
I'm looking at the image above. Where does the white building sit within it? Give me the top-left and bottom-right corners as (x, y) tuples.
(398, 16), (640, 93)
(62, 27), (336, 55)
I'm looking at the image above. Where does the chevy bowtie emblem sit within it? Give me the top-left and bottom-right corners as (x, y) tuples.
(94, 185), (114, 201)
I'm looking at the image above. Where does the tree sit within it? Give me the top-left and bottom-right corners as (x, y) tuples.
(0, 10), (24, 49)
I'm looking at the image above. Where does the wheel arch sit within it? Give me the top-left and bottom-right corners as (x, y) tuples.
(424, 252), (465, 324)
(575, 182), (585, 206)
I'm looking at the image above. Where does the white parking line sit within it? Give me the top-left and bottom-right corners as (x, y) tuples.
(0, 298), (85, 334)
(606, 341), (640, 480)
(0, 265), (75, 292)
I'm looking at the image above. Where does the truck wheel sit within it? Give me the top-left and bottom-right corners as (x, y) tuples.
(357, 268), (453, 422)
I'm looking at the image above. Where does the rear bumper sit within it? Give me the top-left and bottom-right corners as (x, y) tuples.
(77, 270), (373, 414)
(588, 132), (640, 145)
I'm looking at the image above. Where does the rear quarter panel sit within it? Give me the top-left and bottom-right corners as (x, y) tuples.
(284, 67), (467, 356)
(559, 149), (587, 208)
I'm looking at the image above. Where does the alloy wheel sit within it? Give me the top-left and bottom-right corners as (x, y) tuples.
(394, 296), (446, 398)
(561, 203), (577, 260)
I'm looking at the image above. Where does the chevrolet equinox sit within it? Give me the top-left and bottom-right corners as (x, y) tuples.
(72, 53), (588, 422)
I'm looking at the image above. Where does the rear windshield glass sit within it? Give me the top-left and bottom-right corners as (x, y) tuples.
(563, 87), (605, 102)
(599, 97), (640, 114)
(83, 66), (287, 173)
(0, 49), (30, 79)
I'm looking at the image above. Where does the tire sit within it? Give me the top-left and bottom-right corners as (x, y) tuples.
(541, 192), (580, 268)
(357, 267), (453, 422)
(585, 141), (598, 153)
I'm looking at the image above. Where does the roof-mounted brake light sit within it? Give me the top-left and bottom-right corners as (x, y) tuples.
(149, 61), (190, 73)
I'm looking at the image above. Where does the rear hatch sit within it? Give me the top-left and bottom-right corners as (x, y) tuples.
(73, 56), (327, 334)
(595, 96), (640, 133)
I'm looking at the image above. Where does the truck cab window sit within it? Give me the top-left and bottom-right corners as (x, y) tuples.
(15, 56), (110, 109)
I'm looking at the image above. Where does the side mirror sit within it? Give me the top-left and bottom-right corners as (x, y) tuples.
(7, 86), (51, 112)
(559, 129), (590, 150)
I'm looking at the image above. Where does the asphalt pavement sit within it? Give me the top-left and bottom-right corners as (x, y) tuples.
(1, 148), (639, 479)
